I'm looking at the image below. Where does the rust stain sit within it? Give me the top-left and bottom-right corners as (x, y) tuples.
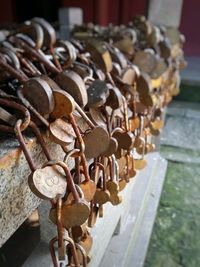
(0, 138), (36, 169)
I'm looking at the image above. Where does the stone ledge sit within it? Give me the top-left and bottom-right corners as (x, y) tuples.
(0, 134), (69, 247)
(22, 152), (167, 267)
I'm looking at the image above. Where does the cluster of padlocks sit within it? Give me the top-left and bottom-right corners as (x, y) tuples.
(0, 16), (185, 266)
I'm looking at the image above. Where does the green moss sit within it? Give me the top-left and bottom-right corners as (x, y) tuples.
(174, 84), (200, 103)
(144, 159), (200, 267)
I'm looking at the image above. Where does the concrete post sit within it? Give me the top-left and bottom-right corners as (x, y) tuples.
(148, 0), (183, 27)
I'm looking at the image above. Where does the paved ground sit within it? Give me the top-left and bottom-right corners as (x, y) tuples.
(181, 57), (200, 86)
(144, 100), (200, 267)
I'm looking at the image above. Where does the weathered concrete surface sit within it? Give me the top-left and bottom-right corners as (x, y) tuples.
(167, 100), (200, 118)
(161, 101), (200, 151)
(161, 115), (200, 150)
(148, 0), (183, 27)
(0, 133), (71, 248)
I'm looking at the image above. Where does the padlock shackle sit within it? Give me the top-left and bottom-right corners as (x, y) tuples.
(9, 36), (60, 75)
(56, 40), (77, 68)
(49, 236), (80, 267)
(75, 102), (95, 129)
(14, 119), (52, 172)
(15, 119), (36, 172)
(122, 96), (130, 132)
(68, 114), (85, 154)
(29, 121), (51, 161)
(96, 162), (106, 191)
(56, 195), (65, 261)
(0, 53), (28, 83)
(108, 156), (115, 182)
(75, 243), (88, 267)
(0, 98), (30, 132)
(68, 114), (91, 183)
